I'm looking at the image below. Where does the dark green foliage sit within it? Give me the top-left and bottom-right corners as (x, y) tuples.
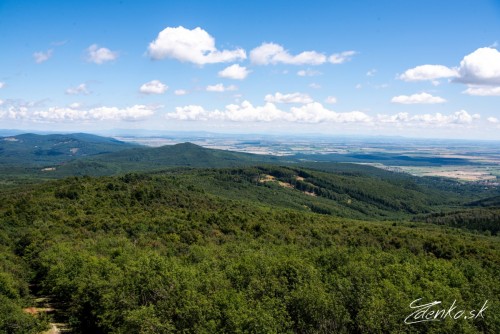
(468, 195), (500, 207)
(0, 167), (499, 333)
(52, 143), (281, 177)
(0, 133), (136, 166)
(415, 208), (500, 235)
(163, 166), (486, 220)
(0, 246), (49, 333)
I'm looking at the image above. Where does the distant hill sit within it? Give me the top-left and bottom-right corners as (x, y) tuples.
(0, 133), (137, 166)
(161, 165), (455, 220)
(52, 142), (282, 176)
(468, 195), (500, 207)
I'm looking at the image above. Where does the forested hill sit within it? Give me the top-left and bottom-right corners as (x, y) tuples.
(0, 168), (498, 333)
(39, 142), (279, 177)
(90, 142), (281, 167)
(0, 133), (136, 166)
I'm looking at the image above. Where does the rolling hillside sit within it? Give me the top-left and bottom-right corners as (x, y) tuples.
(0, 135), (499, 333)
(39, 142), (280, 177)
(0, 133), (137, 166)
(0, 168), (498, 333)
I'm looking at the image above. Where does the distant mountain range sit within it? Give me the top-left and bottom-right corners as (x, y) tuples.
(0, 132), (492, 195)
(0, 133), (136, 166)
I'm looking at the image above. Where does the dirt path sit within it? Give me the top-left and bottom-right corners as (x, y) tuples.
(23, 297), (70, 333)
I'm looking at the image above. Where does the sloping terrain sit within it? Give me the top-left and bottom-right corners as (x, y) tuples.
(0, 169), (498, 333)
(0, 134), (499, 333)
(0, 133), (136, 166)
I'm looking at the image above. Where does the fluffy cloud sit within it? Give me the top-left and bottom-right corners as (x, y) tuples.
(0, 99), (3, 106)
(68, 102), (83, 109)
(399, 65), (458, 82)
(463, 85), (500, 96)
(218, 64), (250, 80)
(378, 110), (480, 125)
(391, 92), (446, 104)
(456, 47), (500, 85)
(325, 96), (337, 104)
(487, 116), (499, 123)
(250, 43), (326, 65)
(139, 80), (168, 95)
(264, 92), (313, 104)
(206, 83), (237, 92)
(366, 69), (377, 77)
(0, 82), (5, 89)
(174, 89), (187, 96)
(297, 69), (321, 77)
(400, 47), (500, 88)
(0, 104), (156, 122)
(328, 51), (357, 64)
(65, 83), (90, 95)
(33, 105), (155, 122)
(147, 26), (246, 65)
(86, 44), (118, 64)
(0, 106), (29, 120)
(289, 103), (370, 123)
(166, 101), (371, 123)
(33, 49), (53, 63)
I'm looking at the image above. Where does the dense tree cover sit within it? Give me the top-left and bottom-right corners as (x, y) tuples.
(0, 168), (498, 333)
(162, 166), (494, 220)
(415, 209), (500, 235)
(0, 244), (48, 333)
(297, 162), (499, 200)
(0, 133), (136, 166)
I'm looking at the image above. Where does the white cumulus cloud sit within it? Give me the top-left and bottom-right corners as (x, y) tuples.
(33, 49), (53, 63)
(399, 47), (500, 88)
(139, 80), (168, 95)
(399, 65), (459, 82)
(218, 64), (250, 80)
(456, 47), (500, 85)
(166, 101), (371, 124)
(250, 43), (356, 66)
(65, 83), (90, 95)
(378, 110), (480, 125)
(463, 85), (500, 96)
(0, 106), (29, 120)
(297, 69), (321, 77)
(174, 89), (187, 96)
(33, 105), (155, 122)
(264, 92), (313, 104)
(289, 103), (370, 123)
(329, 51), (357, 64)
(0, 82), (5, 89)
(250, 43), (326, 65)
(147, 26), (246, 65)
(206, 83), (237, 92)
(68, 102), (83, 109)
(487, 117), (499, 123)
(86, 44), (118, 64)
(391, 92), (446, 104)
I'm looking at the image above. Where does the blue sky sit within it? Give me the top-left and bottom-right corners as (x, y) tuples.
(1, 0), (500, 139)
